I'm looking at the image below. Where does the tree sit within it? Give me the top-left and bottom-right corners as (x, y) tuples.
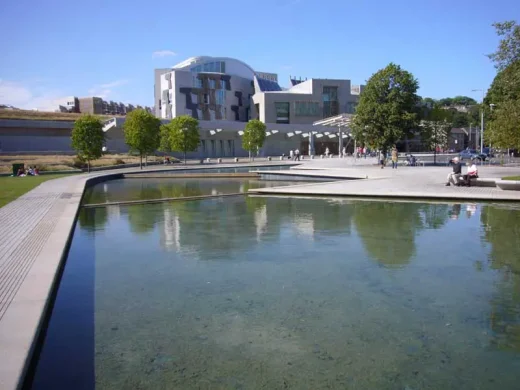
(71, 114), (105, 172)
(123, 109), (161, 169)
(487, 20), (520, 70)
(420, 105), (452, 164)
(160, 115), (200, 164)
(242, 119), (266, 161)
(351, 63), (420, 152)
(486, 98), (520, 149)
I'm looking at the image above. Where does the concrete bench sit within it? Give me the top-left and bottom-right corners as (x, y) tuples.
(496, 180), (520, 191)
(469, 178), (497, 187)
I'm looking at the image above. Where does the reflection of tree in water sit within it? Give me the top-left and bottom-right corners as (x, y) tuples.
(353, 201), (424, 267)
(480, 204), (520, 351)
(419, 203), (451, 229)
(77, 207), (108, 233)
(126, 186), (164, 234)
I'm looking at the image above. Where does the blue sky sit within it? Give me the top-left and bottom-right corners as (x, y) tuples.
(0, 0), (518, 110)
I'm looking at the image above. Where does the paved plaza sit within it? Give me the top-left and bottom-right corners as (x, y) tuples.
(0, 158), (519, 389)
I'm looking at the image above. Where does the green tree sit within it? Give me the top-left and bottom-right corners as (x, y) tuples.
(487, 20), (520, 70)
(486, 98), (520, 149)
(242, 119), (267, 161)
(123, 109), (161, 169)
(71, 114), (105, 172)
(160, 115), (200, 164)
(351, 63), (420, 152)
(420, 105), (452, 164)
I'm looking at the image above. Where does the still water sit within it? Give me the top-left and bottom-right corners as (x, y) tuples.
(30, 186), (520, 389)
(82, 178), (310, 204)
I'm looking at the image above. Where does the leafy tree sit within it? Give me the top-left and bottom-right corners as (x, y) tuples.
(487, 20), (520, 70)
(242, 119), (267, 160)
(160, 115), (200, 164)
(123, 109), (161, 169)
(420, 105), (452, 164)
(439, 97), (453, 107)
(71, 114), (105, 172)
(451, 95), (477, 106)
(486, 98), (520, 149)
(351, 63), (420, 152)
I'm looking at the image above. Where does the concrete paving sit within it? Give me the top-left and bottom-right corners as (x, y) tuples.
(0, 160), (293, 390)
(251, 160), (520, 201)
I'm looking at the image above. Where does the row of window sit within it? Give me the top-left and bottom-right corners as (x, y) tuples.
(192, 76), (227, 90)
(191, 61), (226, 73)
(273, 99), (356, 123)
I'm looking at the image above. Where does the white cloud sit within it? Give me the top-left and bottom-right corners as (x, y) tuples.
(152, 50), (177, 58)
(0, 79), (70, 111)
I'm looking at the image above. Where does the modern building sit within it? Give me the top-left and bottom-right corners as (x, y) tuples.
(78, 97), (151, 116)
(153, 56), (365, 157)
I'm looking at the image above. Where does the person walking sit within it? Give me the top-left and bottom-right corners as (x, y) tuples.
(295, 148), (300, 161)
(379, 150), (386, 169)
(325, 147), (330, 157)
(363, 147), (367, 158)
(289, 150), (294, 160)
(391, 147), (399, 169)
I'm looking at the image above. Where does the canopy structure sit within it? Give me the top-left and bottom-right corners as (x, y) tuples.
(313, 113), (354, 128)
(311, 114), (355, 157)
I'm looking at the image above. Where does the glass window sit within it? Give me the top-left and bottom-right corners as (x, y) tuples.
(193, 76), (203, 88)
(221, 79), (226, 90)
(216, 90), (226, 105)
(322, 86), (338, 102)
(203, 94), (210, 104)
(209, 79), (216, 89)
(221, 62), (226, 73)
(275, 102), (290, 124)
(295, 101), (320, 116)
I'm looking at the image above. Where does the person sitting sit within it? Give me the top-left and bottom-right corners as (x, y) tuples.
(446, 157), (462, 186)
(33, 167), (39, 175)
(461, 160), (479, 186)
(17, 167), (25, 177)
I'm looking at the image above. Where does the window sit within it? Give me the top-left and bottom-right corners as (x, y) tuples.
(221, 79), (227, 90)
(220, 106), (226, 119)
(203, 94), (210, 104)
(295, 101), (320, 116)
(216, 90), (226, 105)
(193, 76), (202, 88)
(322, 86), (339, 117)
(209, 79), (216, 89)
(275, 102), (290, 124)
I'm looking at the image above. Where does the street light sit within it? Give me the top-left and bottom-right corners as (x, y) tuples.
(472, 89), (484, 154)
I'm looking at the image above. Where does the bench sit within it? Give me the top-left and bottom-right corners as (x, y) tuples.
(496, 180), (520, 191)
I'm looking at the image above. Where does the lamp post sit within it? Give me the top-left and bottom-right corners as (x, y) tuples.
(472, 89), (484, 154)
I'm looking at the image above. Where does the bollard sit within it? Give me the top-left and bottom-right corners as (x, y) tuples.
(279, 156), (283, 161)
(234, 157), (239, 162)
(267, 157), (271, 161)
(311, 155), (315, 160)
(321, 155), (324, 159)
(218, 158), (222, 163)
(206, 158), (211, 163)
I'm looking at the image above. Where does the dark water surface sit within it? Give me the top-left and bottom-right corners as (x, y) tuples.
(30, 190), (520, 389)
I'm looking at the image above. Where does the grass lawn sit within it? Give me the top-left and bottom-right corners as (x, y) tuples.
(502, 176), (520, 181)
(0, 174), (74, 208)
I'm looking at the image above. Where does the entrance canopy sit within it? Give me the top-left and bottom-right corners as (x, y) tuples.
(313, 113), (353, 128)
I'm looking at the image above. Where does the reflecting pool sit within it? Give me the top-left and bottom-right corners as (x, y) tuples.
(82, 178), (310, 204)
(30, 195), (520, 389)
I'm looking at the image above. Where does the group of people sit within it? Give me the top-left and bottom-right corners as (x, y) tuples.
(446, 157), (478, 187)
(379, 147), (400, 169)
(288, 149), (301, 161)
(16, 166), (39, 177)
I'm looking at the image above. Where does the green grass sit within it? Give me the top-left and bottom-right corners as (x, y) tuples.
(0, 174), (74, 208)
(502, 176), (520, 181)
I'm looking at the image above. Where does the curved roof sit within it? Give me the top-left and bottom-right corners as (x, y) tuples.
(172, 56), (255, 73)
